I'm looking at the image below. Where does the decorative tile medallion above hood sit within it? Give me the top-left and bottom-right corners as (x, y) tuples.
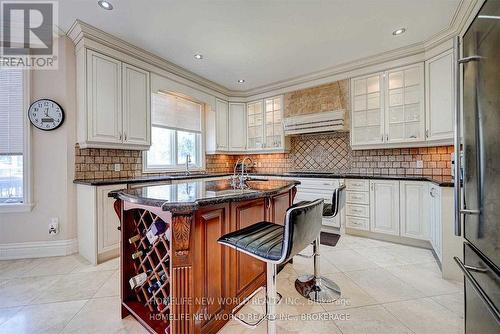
(283, 80), (350, 135)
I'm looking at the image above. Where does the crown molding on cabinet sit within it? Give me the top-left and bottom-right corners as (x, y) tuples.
(66, 0), (481, 100)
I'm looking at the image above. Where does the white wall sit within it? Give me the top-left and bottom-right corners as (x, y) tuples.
(0, 36), (77, 248)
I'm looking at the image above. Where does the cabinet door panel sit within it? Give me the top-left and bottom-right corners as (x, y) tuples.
(122, 63), (150, 146)
(351, 74), (384, 146)
(370, 180), (400, 235)
(229, 103), (246, 150)
(194, 207), (230, 328)
(97, 184), (125, 254)
(385, 64), (425, 143)
(425, 50), (454, 141)
(400, 181), (429, 240)
(87, 50), (122, 143)
(231, 199), (266, 295)
(215, 99), (229, 150)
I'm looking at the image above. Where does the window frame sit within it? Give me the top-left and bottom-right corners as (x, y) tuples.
(143, 94), (205, 173)
(0, 69), (33, 213)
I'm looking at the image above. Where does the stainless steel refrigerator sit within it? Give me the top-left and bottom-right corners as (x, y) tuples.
(454, 0), (500, 333)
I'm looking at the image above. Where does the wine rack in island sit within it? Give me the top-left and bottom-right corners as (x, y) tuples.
(116, 200), (172, 334)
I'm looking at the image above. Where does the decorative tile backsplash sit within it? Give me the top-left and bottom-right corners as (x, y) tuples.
(75, 133), (453, 180)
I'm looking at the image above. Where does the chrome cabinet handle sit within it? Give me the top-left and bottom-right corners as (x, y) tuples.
(425, 129), (429, 138)
(385, 134), (389, 141)
(119, 133), (122, 140)
(381, 135), (384, 142)
(458, 55), (483, 64)
(124, 132), (127, 141)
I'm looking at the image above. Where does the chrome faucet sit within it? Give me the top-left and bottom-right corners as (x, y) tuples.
(185, 154), (191, 175)
(240, 156), (253, 182)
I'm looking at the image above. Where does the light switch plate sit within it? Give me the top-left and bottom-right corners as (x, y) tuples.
(114, 163), (121, 172)
(416, 160), (424, 168)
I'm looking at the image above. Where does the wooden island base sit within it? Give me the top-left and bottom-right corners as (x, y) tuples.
(114, 181), (296, 334)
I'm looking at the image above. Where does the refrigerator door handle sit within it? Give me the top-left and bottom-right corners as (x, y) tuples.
(454, 257), (500, 324)
(458, 55), (484, 63)
(461, 209), (480, 215)
(453, 36), (463, 236)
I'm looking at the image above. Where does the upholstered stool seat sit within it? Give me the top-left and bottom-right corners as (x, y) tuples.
(218, 221), (284, 261)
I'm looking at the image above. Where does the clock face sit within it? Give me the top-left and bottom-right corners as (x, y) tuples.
(28, 99), (64, 131)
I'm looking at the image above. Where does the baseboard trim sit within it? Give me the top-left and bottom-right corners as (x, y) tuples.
(0, 238), (78, 260)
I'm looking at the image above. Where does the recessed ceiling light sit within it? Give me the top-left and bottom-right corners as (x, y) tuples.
(98, 0), (113, 10)
(392, 28), (406, 36)
(237, 79), (245, 84)
(194, 54), (203, 60)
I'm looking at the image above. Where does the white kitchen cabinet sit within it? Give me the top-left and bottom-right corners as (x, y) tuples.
(293, 178), (343, 229)
(385, 64), (425, 143)
(229, 102), (246, 151)
(122, 63), (151, 146)
(400, 181), (429, 240)
(215, 99), (229, 151)
(247, 100), (264, 149)
(429, 185), (442, 261)
(246, 96), (288, 152)
(351, 73), (384, 145)
(77, 184), (126, 265)
(86, 50), (122, 144)
(77, 49), (151, 150)
(425, 50), (454, 143)
(369, 180), (400, 235)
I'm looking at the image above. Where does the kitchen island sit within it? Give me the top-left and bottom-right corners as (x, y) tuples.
(111, 178), (298, 334)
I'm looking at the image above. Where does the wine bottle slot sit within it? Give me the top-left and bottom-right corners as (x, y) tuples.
(128, 234), (141, 244)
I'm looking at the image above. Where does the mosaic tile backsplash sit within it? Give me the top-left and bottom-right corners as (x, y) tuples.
(75, 132), (452, 180)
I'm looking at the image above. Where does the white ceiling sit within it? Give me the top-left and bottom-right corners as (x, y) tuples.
(59, 0), (461, 92)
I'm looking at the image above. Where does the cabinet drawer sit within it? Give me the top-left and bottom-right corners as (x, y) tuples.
(346, 203), (369, 218)
(346, 216), (369, 230)
(345, 179), (369, 192)
(346, 191), (369, 204)
(297, 178), (339, 189)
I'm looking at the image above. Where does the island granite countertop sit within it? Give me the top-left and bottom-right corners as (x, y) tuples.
(110, 178), (300, 211)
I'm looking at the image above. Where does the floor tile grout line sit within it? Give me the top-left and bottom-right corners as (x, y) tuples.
(379, 303), (418, 334)
(57, 298), (92, 334)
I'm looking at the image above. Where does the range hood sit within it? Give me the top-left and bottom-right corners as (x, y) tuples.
(283, 110), (347, 135)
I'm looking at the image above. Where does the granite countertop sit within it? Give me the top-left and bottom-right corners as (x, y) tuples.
(110, 178), (300, 211)
(73, 172), (231, 186)
(75, 171), (454, 188)
(251, 172), (454, 187)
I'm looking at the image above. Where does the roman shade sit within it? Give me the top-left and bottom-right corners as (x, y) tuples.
(152, 92), (202, 133)
(0, 69), (24, 155)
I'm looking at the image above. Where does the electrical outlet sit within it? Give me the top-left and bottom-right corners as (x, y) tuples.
(416, 160), (424, 168)
(49, 217), (59, 235)
(114, 163), (121, 172)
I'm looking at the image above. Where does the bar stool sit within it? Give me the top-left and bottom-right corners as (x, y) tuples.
(294, 184), (346, 303)
(218, 199), (324, 334)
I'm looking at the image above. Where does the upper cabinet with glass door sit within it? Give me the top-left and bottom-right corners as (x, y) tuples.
(385, 64), (425, 143)
(351, 74), (384, 146)
(247, 100), (264, 149)
(351, 63), (426, 149)
(247, 96), (287, 152)
(264, 96), (283, 149)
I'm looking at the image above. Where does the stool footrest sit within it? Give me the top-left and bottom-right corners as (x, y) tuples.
(230, 286), (282, 329)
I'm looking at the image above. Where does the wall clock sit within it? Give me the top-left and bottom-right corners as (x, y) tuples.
(28, 99), (65, 131)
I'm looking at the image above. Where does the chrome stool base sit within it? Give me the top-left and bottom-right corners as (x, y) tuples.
(295, 274), (341, 303)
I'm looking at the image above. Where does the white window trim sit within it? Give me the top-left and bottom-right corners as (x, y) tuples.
(0, 70), (33, 213)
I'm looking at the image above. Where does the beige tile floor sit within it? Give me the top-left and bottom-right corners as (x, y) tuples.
(0, 235), (464, 334)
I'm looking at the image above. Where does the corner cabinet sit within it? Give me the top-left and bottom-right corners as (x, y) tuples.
(215, 99), (229, 151)
(246, 96), (288, 152)
(229, 102), (247, 151)
(77, 49), (151, 150)
(399, 181), (429, 240)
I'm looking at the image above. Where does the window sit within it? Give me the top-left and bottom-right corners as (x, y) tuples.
(0, 68), (30, 210)
(144, 93), (203, 171)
